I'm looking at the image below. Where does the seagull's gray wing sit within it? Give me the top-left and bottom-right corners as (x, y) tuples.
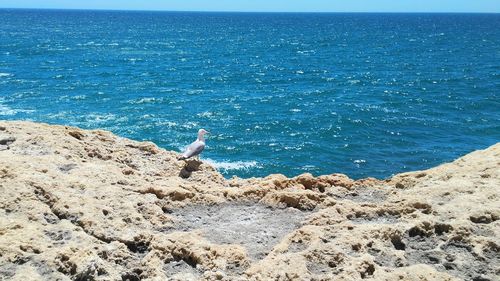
(182, 140), (205, 159)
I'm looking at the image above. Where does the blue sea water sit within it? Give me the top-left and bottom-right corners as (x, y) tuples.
(0, 9), (499, 179)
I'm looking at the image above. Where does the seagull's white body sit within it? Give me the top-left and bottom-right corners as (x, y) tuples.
(179, 129), (209, 160)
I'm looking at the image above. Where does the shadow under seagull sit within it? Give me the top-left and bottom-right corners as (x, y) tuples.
(179, 159), (202, 178)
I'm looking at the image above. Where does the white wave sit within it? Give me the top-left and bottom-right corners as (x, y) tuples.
(187, 89), (207, 95)
(128, 97), (158, 104)
(158, 121), (178, 128)
(0, 99), (34, 116)
(197, 111), (215, 118)
(181, 121), (199, 129)
(204, 158), (260, 171)
(0, 73), (13, 77)
(82, 113), (128, 126)
(0, 103), (17, 115)
(72, 95), (87, 100)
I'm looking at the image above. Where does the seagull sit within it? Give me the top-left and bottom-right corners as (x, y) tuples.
(178, 129), (209, 160)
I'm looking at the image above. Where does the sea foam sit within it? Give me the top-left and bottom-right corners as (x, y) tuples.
(204, 159), (260, 172)
(0, 98), (34, 116)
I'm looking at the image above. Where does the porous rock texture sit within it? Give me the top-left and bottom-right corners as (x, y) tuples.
(0, 121), (498, 281)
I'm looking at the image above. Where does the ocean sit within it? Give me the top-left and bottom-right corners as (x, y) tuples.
(0, 9), (499, 179)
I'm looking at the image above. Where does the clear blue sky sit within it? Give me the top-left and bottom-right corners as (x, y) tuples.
(0, 0), (499, 13)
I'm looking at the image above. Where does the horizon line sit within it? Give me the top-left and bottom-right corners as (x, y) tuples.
(0, 7), (499, 14)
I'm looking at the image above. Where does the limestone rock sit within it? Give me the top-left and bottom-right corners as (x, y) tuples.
(0, 120), (498, 281)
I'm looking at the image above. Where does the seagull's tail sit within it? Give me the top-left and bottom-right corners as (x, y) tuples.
(177, 155), (187, 161)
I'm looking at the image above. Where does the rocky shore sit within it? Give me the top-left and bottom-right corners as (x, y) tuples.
(0, 121), (498, 281)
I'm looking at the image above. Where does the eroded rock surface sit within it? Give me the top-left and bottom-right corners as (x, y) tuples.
(0, 121), (498, 280)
